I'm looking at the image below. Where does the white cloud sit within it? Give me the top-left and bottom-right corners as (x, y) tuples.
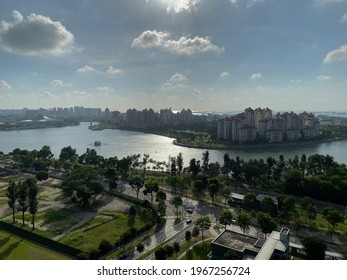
(51, 79), (71, 87)
(339, 12), (347, 23)
(38, 91), (59, 99)
(162, 82), (186, 91)
(323, 44), (347, 63)
(132, 30), (224, 55)
(229, 0), (265, 8)
(149, 0), (200, 13)
(0, 80), (12, 90)
(0, 10), (74, 56)
(165, 0), (200, 13)
(219, 72), (230, 80)
(76, 65), (99, 74)
(170, 73), (187, 81)
(317, 75), (332, 81)
(106, 66), (123, 77)
(250, 73), (263, 80)
(97, 86), (114, 96)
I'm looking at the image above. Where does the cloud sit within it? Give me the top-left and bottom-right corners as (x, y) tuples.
(229, 0), (265, 8)
(132, 30), (224, 55)
(250, 73), (263, 80)
(339, 12), (347, 23)
(106, 66), (123, 77)
(170, 73), (187, 81)
(148, 0), (200, 13)
(162, 82), (186, 91)
(0, 80), (12, 90)
(323, 44), (347, 63)
(165, 0), (200, 13)
(38, 91), (59, 99)
(316, 0), (347, 4)
(76, 65), (99, 74)
(219, 72), (230, 80)
(51, 79), (71, 87)
(0, 10), (74, 56)
(97, 86), (114, 96)
(317, 75), (331, 81)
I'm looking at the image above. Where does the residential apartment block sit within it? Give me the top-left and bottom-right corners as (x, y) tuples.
(125, 107), (206, 129)
(218, 107), (320, 143)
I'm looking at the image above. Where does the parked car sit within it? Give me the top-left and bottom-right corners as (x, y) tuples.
(186, 208), (193, 214)
(186, 219), (193, 224)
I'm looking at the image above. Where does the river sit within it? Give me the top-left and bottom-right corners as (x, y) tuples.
(1, 122), (347, 165)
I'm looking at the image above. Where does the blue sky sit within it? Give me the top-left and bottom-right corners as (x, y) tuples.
(0, 0), (347, 112)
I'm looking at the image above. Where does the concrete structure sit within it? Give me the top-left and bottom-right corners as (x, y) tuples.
(211, 227), (291, 260)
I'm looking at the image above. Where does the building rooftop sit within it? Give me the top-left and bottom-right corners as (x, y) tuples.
(212, 230), (262, 254)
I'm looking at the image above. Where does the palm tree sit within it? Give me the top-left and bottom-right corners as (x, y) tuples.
(6, 181), (17, 223)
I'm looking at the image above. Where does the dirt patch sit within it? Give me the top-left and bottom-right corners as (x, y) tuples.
(38, 186), (63, 201)
(97, 196), (130, 213)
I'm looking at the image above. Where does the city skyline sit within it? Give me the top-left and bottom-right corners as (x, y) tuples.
(0, 0), (347, 112)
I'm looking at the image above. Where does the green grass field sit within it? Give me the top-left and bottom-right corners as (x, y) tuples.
(0, 230), (71, 260)
(182, 240), (212, 260)
(60, 212), (147, 253)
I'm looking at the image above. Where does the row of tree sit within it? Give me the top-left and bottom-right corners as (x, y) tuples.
(6, 178), (39, 229)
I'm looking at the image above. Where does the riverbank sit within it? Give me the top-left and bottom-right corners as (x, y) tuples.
(106, 125), (345, 151)
(173, 138), (345, 151)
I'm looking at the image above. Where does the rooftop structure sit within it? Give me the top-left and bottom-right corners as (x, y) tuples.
(211, 227), (290, 260)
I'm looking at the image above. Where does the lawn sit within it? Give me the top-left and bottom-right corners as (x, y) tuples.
(0, 230), (71, 260)
(1, 208), (84, 238)
(60, 212), (147, 253)
(182, 240), (212, 260)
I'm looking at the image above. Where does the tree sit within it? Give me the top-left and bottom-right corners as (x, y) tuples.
(196, 216), (211, 241)
(176, 153), (184, 176)
(192, 226), (200, 240)
(281, 195), (296, 218)
(6, 181), (17, 223)
(202, 151), (210, 174)
(157, 200), (167, 218)
(243, 192), (257, 210)
(257, 212), (277, 239)
(207, 178), (220, 203)
(301, 237), (326, 260)
(61, 165), (104, 208)
(155, 247), (167, 260)
(171, 195), (183, 218)
(323, 206), (344, 236)
(185, 230), (192, 243)
(27, 178), (39, 230)
(98, 240), (112, 256)
(219, 209), (233, 229)
(143, 182), (159, 205)
(188, 158), (200, 178)
(300, 197), (316, 224)
(260, 196), (276, 214)
(104, 167), (118, 191)
(156, 190), (167, 202)
(220, 185), (232, 206)
(136, 243), (145, 259)
(17, 181), (28, 226)
(59, 146), (77, 163)
(173, 242), (180, 257)
(36, 170), (49, 181)
(236, 210), (252, 234)
(128, 176), (144, 200)
(129, 205), (137, 219)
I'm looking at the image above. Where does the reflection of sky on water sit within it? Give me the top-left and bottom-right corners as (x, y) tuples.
(1, 123), (347, 166)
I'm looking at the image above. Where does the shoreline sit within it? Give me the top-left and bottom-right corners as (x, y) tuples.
(108, 126), (345, 151)
(173, 138), (344, 151)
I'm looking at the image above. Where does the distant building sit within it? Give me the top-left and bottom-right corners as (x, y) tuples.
(217, 107), (320, 143)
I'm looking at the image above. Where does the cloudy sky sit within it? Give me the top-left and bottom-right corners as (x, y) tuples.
(0, 0), (347, 112)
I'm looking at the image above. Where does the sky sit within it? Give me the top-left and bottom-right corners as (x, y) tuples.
(0, 0), (347, 113)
